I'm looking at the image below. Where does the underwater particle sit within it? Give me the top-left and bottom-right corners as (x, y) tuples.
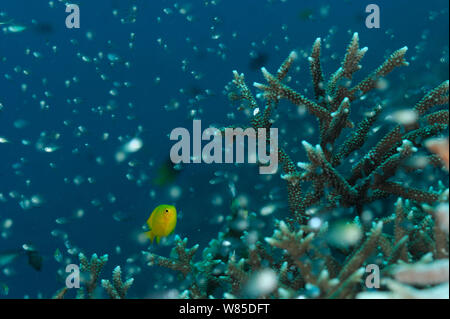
(231, 218), (249, 232)
(32, 51), (42, 59)
(327, 221), (362, 248)
(2, 267), (15, 277)
(14, 119), (29, 129)
(163, 7), (173, 15)
(235, 194), (249, 208)
(19, 199), (33, 210)
(91, 198), (101, 207)
(245, 268), (278, 297)
(74, 209), (85, 218)
(50, 229), (68, 240)
(386, 109), (419, 125)
(245, 230), (259, 246)
(168, 185), (182, 200)
(136, 231), (149, 245)
(361, 210), (374, 224)
(86, 31), (94, 40)
(30, 195), (44, 206)
(2, 219), (13, 229)
(0, 136), (10, 143)
(375, 78), (389, 90)
(305, 283), (321, 298)
(94, 156), (105, 165)
(211, 214), (224, 224)
(0, 17), (13, 26)
(211, 194), (223, 206)
(9, 191), (19, 200)
(35, 132), (60, 153)
(102, 132), (110, 141)
(73, 175), (85, 186)
(22, 244), (33, 251)
(124, 137), (143, 153)
(164, 99), (180, 111)
(115, 138), (143, 162)
(55, 217), (69, 225)
(107, 53), (120, 62)
(405, 154), (430, 170)
(80, 54), (92, 63)
(308, 217), (322, 229)
(319, 4), (330, 18)
(54, 248), (63, 263)
(107, 193), (117, 203)
(0, 250), (21, 267)
(7, 24), (27, 33)
(113, 211), (132, 222)
(209, 177), (224, 185)
(260, 204), (276, 216)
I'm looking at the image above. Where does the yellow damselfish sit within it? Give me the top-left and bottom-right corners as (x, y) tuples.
(145, 204), (177, 244)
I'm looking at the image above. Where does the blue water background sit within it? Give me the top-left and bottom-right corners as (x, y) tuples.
(0, 0), (448, 298)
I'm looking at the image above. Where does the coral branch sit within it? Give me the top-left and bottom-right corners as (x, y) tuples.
(101, 266), (134, 299)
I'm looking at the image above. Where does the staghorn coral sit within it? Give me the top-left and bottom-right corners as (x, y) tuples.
(52, 253), (108, 299)
(50, 35), (447, 300)
(228, 33), (448, 225)
(52, 287), (68, 299)
(77, 252), (109, 299)
(143, 236), (200, 278)
(357, 133), (449, 299)
(143, 35), (448, 299)
(53, 252), (134, 299)
(145, 180), (448, 298)
(101, 266), (134, 299)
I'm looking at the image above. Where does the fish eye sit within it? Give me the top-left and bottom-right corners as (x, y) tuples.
(165, 209), (169, 213)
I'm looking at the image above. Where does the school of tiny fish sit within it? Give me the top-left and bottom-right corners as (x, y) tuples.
(0, 0), (448, 299)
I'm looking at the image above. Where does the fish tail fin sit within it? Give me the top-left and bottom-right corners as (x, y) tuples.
(145, 231), (155, 243)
